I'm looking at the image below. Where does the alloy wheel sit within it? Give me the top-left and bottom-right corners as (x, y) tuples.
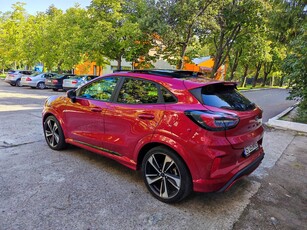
(144, 152), (182, 200)
(45, 119), (60, 148)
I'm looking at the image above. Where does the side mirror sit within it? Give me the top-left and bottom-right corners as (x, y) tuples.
(67, 89), (76, 103)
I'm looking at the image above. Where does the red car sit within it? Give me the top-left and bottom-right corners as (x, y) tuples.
(42, 70), (264, 203)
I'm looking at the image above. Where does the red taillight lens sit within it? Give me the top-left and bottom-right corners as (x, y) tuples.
(52, 79), (58, 84)
(26, 77), (32, 81)
(185, 110), (239, 131)
(72, 80), (78, 84)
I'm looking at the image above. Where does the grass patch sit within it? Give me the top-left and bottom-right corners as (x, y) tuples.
(0, 74), (5, 79)
(280, 106), (307, 124)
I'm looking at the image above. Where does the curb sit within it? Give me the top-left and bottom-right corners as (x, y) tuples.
(266, 103), (307, 133)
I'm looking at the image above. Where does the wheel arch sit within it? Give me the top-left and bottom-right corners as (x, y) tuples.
(36, 81), (45, 88)
(136, 140), (195, 181)
(42, 111), (67, 138)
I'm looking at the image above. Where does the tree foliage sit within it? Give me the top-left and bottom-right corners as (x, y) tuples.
(0, 0), (305, 100)
(141, 0), (218, 68)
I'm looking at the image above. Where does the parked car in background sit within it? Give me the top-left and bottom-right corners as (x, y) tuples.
(63, 75), (98, 91)
(45, 74), (75, 91)
(4, 70), (34, 87)
(21, 72), (58, 89)
(42, 69), (265, 203)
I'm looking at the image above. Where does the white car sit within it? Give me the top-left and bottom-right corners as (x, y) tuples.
(63, 75), (98, 90)
(21, 73), (57, 89)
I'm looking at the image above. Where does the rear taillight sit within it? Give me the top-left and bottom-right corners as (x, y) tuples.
(72, 80), (78, 84)
(185, 110), (239, 131)
(52, 80), (58, 84)
(26, 77), (32, 81)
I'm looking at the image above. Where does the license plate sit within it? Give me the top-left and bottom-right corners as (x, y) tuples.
(243, 143), (259, 157)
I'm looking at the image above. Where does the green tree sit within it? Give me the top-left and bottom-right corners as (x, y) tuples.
(142, 0), (217, 69)
(87, 0), (151, 70)
(0, 2), (27, 69)
(283, 20), (307, 122)
(38, 5), (86, 72)
(208, 0), (267, 78)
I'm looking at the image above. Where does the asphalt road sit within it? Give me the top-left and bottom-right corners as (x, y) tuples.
(0, 80), (296, 229)
(242, 88), (297, 122)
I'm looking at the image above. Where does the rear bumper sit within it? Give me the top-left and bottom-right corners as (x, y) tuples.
(46, 84), (62, 89)
(21, 81), (30, 86)
(217, 152), (264, 192)
(4, 79), (17, 84)
(63, 86), (77, 90)
(192, 150), (264, 193)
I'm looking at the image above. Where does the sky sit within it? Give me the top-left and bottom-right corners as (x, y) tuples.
(1, 0), (92, 14)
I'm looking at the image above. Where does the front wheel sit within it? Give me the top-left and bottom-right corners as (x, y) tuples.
(43, 116), (67, 150)
(142, 146), (192, 203)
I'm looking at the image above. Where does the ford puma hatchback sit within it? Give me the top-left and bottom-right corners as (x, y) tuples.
(42, 70), (264, 203)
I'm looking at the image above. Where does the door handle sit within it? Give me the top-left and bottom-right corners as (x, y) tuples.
(91, 107), (102, 112)
(138, 114), (155, 120)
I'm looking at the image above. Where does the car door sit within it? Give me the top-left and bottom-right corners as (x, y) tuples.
(63, 77), (120, 148)
(103, 77), (166, 159)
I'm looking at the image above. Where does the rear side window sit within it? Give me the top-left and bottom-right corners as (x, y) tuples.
(161, 87), (177, 103)
(191, 84), (255, 111)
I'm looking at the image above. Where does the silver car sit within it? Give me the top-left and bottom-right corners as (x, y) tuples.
(21, 73), (57, 89)
(4, 70), (34, 87)
(62, 75), (98, 90)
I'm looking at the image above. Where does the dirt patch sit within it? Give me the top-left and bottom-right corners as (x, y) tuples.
(233, 134), (307, 230)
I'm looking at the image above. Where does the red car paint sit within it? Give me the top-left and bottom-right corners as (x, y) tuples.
(42, 71), (264, 194)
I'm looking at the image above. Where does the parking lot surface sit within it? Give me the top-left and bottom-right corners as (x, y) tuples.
(0, 81), (298, 229)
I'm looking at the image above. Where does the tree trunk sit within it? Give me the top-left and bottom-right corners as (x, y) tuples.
(241, 64), (249, 87)
(262, 72), (269, 87)
(117, 56), (122, 71)
(57, 60), (64, 73)
(279, 75), (284, 87)
(211, 34), (224, 78)
(229, 48), (242, 80)
(262, 62), (273, 87)
(178, 42), (188, 69)
(271, 76), (274, 86)
(211, 23), (241, 78)
(252, 62), (262, 87)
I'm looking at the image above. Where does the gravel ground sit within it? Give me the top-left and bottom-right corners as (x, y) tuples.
(233, 132), (307, 230)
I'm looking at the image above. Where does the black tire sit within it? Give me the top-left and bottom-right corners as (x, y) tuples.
(52, 88), (58, 91)
(37, 82), (45, 89)
(16, 79), (21, 87)
(142, 146), (192, 203)
(43, 116), (67, 150)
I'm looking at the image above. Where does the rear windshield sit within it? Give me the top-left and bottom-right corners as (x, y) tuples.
(191, 84), (255, 111)
(67, 75), (82, 79)
(30, 72), (41, 77)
